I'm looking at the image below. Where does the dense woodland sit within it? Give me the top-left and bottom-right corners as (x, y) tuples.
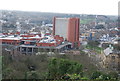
(2, 48), (119, 80)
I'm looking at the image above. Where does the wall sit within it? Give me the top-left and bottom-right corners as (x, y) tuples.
(54, 18), (68, 39)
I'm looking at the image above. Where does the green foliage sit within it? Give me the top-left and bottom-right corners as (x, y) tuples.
(109, 72), (119, 80)
(47, 58), (83, 79)
(2, 51), (120, 80)
(2, 52), (48, 79)
(25, 71), (39, 79)
(66, 73), (81, 79)
(2, 68), (13, 78)
(80, 77), (89, 80)
(80, 19), (94, 24)
(91, 71), (102, 79)
(86, 41), (103, 54)
(91, 71), (112, 80)
(65, 73), (89, 80)
(86, 45), (103, 54)
(80, 50), (86, 54)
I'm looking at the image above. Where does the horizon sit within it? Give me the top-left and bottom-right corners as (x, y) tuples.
(0, 9), (118, 16)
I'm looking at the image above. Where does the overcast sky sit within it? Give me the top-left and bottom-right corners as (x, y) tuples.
(0, 0), (119, 15)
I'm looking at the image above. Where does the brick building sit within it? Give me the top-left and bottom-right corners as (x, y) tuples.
(53, 17), (80, 48)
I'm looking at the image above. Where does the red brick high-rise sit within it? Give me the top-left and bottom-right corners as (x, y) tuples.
(53, 17), (80, 47)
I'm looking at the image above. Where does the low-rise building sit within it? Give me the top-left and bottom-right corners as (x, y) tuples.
(103, 47), (120, 72)
(0, 32), (72, 54)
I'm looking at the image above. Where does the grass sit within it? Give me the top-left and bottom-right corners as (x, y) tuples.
(80, 19), (94, 24)
(85, 45), (103, 54)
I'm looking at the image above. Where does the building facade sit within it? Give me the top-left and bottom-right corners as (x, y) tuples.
(103, 52), (120, 73)
(53, 17), (80, 47)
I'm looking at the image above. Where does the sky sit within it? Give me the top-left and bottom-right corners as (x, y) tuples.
(0, 0), (119, 15)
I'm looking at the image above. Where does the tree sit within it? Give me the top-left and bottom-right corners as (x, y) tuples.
(25, 71), (39, 79)
(91, 71), (111, 80)
(91, 71), (102, 79)
(47, 58), (83, 79)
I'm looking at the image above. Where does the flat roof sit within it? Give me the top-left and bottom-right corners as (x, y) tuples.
(0, 37), (22, 40)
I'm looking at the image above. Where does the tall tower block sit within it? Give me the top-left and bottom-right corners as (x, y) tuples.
(53, 17), (80, 47)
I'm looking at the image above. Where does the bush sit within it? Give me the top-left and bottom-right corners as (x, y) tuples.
(47, 58), (83, 79)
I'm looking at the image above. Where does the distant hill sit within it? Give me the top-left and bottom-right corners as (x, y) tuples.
(0, 10), (118, 30)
